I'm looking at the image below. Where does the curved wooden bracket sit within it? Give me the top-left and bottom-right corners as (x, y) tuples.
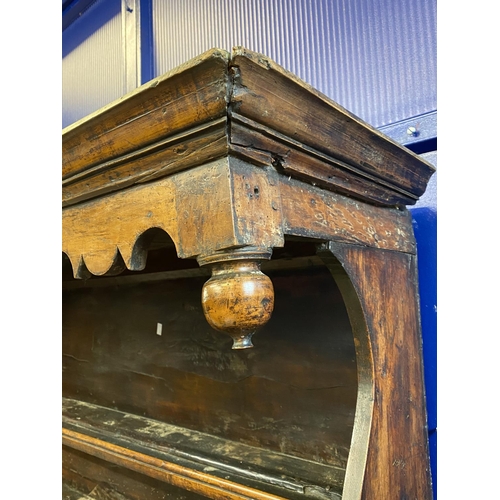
(317, 241), (432, 499)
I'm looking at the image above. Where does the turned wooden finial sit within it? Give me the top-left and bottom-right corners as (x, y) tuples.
(198, 248), (274, 349)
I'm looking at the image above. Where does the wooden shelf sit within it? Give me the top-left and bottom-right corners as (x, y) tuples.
(63, 398), (343, 500)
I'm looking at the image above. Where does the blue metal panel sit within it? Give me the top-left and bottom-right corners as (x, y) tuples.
(412, 207), (437, 499)
(410, 150), (437, 500)
(151, 0), (436, 128)
(428, 429), (437, 495)
(379, 111), (437, 154)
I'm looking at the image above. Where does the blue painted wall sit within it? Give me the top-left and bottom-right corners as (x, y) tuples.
(410, 151), (437, 499)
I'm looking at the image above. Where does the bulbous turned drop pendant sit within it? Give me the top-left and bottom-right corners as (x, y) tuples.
(200, 259), (274, 349)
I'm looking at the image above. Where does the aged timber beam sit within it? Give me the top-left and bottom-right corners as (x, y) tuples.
(228, 47), (435, 208)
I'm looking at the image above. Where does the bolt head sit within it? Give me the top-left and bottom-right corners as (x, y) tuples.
(407, 126), (419, 137)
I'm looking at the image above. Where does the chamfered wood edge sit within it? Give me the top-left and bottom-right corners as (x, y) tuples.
(62, 398), (343, 499)
(316, 245), (374, 500)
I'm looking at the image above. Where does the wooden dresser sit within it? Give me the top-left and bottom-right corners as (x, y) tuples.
(62, 47), (435, 500)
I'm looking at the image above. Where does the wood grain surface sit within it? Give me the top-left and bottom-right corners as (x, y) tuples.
(63, 157), (416, 280)
(63, 49), (230, 180)
(63, 429), (291, 500)
(62, 47), (435, 208)
(62, 47), (434, 499)
(63, 258), (357, 479)
(229, 47), (435, 202)
(319, 242), (432, 499)
(62, 397), (344, 499)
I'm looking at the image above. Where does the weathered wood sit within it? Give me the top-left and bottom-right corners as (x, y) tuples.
(62, 47), (435, 208)
(63, 446), (206, 499)
(318, 242), (432, 499)
(62, 157), (415, 280)
(277, 173), (416, 254)
(229, 47), (434, 204)
(63, 49), (229, 180)
(63, 119), (228, 207)
(62, 262), (357, 475)
(62, 47), (434, 499)
(62, 159), (238, 277)
(63, 398), (344, 499)
(315, 248), (374, 500)
(229, 115), (417, 207)
(63, 429), (290, 500)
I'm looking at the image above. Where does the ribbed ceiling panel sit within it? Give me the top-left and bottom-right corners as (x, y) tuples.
(152, 0), (436, 128)
(62, 0), (124, 128)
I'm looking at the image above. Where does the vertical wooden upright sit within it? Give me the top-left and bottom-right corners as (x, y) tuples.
(319, 243), (432, 499)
